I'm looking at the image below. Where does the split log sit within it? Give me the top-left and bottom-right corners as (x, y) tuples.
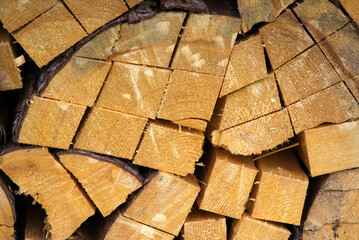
(133, 121), (204, 176)
(123, 171), (200, 236)
(157, 70), (223, 131)
(229, 212), (291, 240)
(0, 173), (15, 240)
(260, 10), (314, 69)
(275, 45), (341, 105)
(287, 82), (359, 134)
(57, 150), (143, 217)
(63, 0), (128, 33)
(297, 120), (359, 177)
(73, 107), (147, 159)
(196, 148), (257, 219)
(339, 0), (359, 26)
(220, 34), (267, 97)
(96, 62), (171, 119)
(345, 75), (359, 101)
(293, 0), (349, 42)
(248, 149), (308, 225)
(300, 168), (359, 239)
(211, 109), (293, 155)
(0, 147), (96, 240)
(181, 208), (226, 240)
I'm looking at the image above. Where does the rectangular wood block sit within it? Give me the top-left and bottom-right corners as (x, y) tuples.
(220, 34), (267, 97)
(196, 148), (257, 219)
(13, 3), (87, 67)
(18, 96), (86, 149)
(297, 120), (359, 177)
(275, 45), (341, 105)
(124, 171), (200, 236)
(260, 10), (314, 69)
(248, 150), (309, 225)
(287, 82), (359, 134)
(96, 62), (171, 119)
(74, 107), (147, 159)
(157, 70), (223, 131)
(133, 121), (204, 176)
(171, 13), (241, 76)
(41, 57), (112, 106)
(229, 212), (291, 240)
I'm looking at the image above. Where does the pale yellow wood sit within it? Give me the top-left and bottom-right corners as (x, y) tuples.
(248, 150), (308, 225)
(230, 212), (290, 240)
(345, 75), (359, 101)
(220, 34), (267, 97)
(13, 3), (87, 67)
(211, 74), (281, 131)
(157, 70), (223, 130)
(63, 0), (127, 33)
(302, 168), (359, 239)
(319, 23), (359, 80)
(287, 82), (359, 134)
(111, 12), (186, 68)
(41, 57), (112, 106)
(74, 107), (147, 159)
(213, 109), (293, 155)
(0, 177), (14, 240)
(75, 25), (120, 60)
(0, 0), (58, 32)
(58, 152), (143, 217)
(171, 13), (241, 76)
(18, 96), (86, 149)
(124, 171), (200, 236)
(14, 55), (25, 67)
(126, 0), (143, 8)
(196, 148), (257, 219)
(0, 148), (96, 240)
(260, 10), (314, 69)
(293, 0), (348, 42)
(0, 27), (22, 91)
(253, 143), (299, 161)
(340, 0), (359, 26)
(182, 208), (226, 240)
(105, 212), (174, 240)
(275, 45), (341, 105)
(96, 62), (171, 119)
(133, 121), (204, 176)
(297, 120), (359, 177)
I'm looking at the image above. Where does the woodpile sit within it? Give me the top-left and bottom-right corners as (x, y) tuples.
(0, 0), (358, 239)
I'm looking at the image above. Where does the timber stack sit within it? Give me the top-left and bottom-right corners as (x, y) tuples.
(0, 0), (358, 239)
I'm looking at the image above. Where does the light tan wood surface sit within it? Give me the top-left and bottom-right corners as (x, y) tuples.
(339, 0), (359, 26)
(126, 0), (143, 8)
(0, 175), (14, 240)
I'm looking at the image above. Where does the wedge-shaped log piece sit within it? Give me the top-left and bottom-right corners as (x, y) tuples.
(248, 150), (308, 225)
(0, 0), (57, 33)
(157, 70), (223, 131)
(339, 0), (359, 26)
(13, 3), (87, 67)
(111, 12), (186, 68)
(124, 171), (200, 236)
(0, 27), (23, 91)
(260, 10), (314, 69)
(41, 57), (112, 106)
(319, 23), (359, 80)
(0, 147), (96, 240)
(287, 82), (359, 134)
(134, 121), (204, 176)
(302, 168), (359, 239)
(229, 212), (291, 240)
(293, 0), (348, 42)
(345, 75), (359, 101)
(213, 109), (293, 155)
(197, 148), (257, 219)
(211, 74), (281, 131)
(96, 62), (170, 119)
(275, 45), (341, 105)
(297, 120), (359, 177)
(17, 96), (86, 149)
(220, 34), (267, 97)
(74, 107), (147, 159)
(171, 13), (240, 76)
(63, 0), (127, 33)
(57, 150), (143, 217)
(182, 208), (226, 240)
(104, 211), (174, 240)
(0, 174), (15, 240)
